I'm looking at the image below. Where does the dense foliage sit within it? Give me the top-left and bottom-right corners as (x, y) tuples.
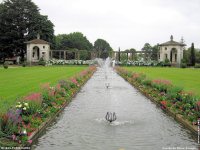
(94, 39), (113, 59)
(54, 32), (93, 50)
(0, 0), (54, 62)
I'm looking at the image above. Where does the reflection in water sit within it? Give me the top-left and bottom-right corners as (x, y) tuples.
(32, 58), (198, 150)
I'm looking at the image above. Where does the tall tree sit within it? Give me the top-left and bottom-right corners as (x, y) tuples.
(94, 39), (112, 51)
(0, 0), (54, 61)
(55, 32), (93, 50)
(151, 44), (159, 60)
(142, 43), (152, 61)
(190, 43), (196, 66)
(94, 39), (112, 59)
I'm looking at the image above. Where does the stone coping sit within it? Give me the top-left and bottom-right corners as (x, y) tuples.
(117, 71), (198, 137)
(21, 70), (96, 148)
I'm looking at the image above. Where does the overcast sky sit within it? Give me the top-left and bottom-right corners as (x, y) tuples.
(2, 0), (200, 50)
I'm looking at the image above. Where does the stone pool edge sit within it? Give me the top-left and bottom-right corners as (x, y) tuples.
(115, 69), (198, 137)
(23, 68), (97, 148)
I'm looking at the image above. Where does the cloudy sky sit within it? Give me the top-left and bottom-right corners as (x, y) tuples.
(3, 0), (200, 50)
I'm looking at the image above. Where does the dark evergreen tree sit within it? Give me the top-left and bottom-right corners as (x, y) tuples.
(0, 0), (54, 61)
(190, 43), (196, 66)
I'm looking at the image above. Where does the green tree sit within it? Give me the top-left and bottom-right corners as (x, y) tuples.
(129, 48), (137, 60)
(196, 50), (200, 63)
(94, 39), (112, 59)
(0, 0), (54, 61)
(55, 32), (92, 50)
(94, 39), (112, 51)
(151, 44), (159, 61)
(190, 43), (196, 66)
(142, 43), (152, 60)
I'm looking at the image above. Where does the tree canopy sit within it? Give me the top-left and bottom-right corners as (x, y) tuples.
(0, 0), (54, 61)
(94, 39), (112, 52)
(54, 32), (93, 50)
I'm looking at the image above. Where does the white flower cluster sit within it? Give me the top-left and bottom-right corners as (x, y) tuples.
(47, 59), (97, 66)
(16, 102), (29, 111)
(116, 60), (158, 66)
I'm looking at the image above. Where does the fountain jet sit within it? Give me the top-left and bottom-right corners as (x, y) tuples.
(105, 112), (117, 123)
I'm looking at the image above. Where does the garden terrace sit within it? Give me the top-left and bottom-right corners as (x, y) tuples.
(124, 67), (200, 96)
(0, 66), (87, 112)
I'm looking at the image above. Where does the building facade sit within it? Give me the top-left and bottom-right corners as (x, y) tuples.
(26, 37), (50, 63)
(159, 35), (186, 66)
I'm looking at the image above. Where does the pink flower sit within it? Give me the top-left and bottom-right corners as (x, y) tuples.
(28, 140), (33, 144)
(12, 134), (16, 141)
(152, 79), (172, 86)
(24, 93), (42, 104)
(71, 78), (78, 85)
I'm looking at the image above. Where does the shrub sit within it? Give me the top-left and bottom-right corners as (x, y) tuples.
(0, 113), (18, 137)
(38, 57), (46, 66)
(152, 79), (172, 93)
(157, 61), (165, 67)
(3, 62), (9, 69)
(142, 79), (152, 86)
(164, 59), (171, 67)
(180, 63), (187, 68)
(167, 86), (183, 102)
(58, 80), (71, 91)
(194, 64), (200, 68)
(22, 62), (26, 67)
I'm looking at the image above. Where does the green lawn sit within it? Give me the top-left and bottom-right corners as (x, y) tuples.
(124, 67), (200, 96)
(0, 66), (87, 112)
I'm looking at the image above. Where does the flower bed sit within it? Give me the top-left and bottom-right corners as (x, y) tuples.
(47, 59), (98, 66)
(115, 66), (200, 135)
(0, 66), (96, 147)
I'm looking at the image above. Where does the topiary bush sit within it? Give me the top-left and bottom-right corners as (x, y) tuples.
(38, 57), (46, 66)
(22, 62), (27, 67)
(3, 62), (9, 69)
(194, 64), (200, 68)
(180, 63), (187, 68)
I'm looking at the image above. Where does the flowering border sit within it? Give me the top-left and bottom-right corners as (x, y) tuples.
(0, 66), (96, 147)
(115, 66), (199, 136)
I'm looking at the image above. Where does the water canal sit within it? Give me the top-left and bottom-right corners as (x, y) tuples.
(32, 60), (198, 150)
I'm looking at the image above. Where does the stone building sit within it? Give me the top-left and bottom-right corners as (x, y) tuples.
(25, 35), (50, 63)
(159, 35), (186, 65)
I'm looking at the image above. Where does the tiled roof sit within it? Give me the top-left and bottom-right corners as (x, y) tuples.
(25, 39), (49, 44)
(159, 40), (186, 46)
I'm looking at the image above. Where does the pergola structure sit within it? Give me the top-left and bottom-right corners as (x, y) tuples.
(112, 50), (158, 61)
(26, 37), (158, 62)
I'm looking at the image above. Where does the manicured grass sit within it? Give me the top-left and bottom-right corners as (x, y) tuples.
(0, 66), (87, 112)
(124, 67), (200, 96)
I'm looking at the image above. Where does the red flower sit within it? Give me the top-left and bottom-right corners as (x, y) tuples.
(161, 100), (167, 109)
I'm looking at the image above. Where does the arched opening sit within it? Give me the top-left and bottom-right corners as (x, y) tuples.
(32, 46), (40, 60)
(170, 48), (177, 63)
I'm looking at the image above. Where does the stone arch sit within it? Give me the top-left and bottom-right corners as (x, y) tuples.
(32, 46), (40, 60)
(170, 48), (177, 63)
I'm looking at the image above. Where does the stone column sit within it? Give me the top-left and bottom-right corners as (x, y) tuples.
(64, 51), (66, 60)
(59, 51), (61, 59)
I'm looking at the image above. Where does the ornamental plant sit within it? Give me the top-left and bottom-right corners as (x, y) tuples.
(152, 79), (172, 93)
(16, 102), (29, 114)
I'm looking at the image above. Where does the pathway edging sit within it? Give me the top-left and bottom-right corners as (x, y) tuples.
(116, 69), (198, 136)
(23, 68), (97, 148)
